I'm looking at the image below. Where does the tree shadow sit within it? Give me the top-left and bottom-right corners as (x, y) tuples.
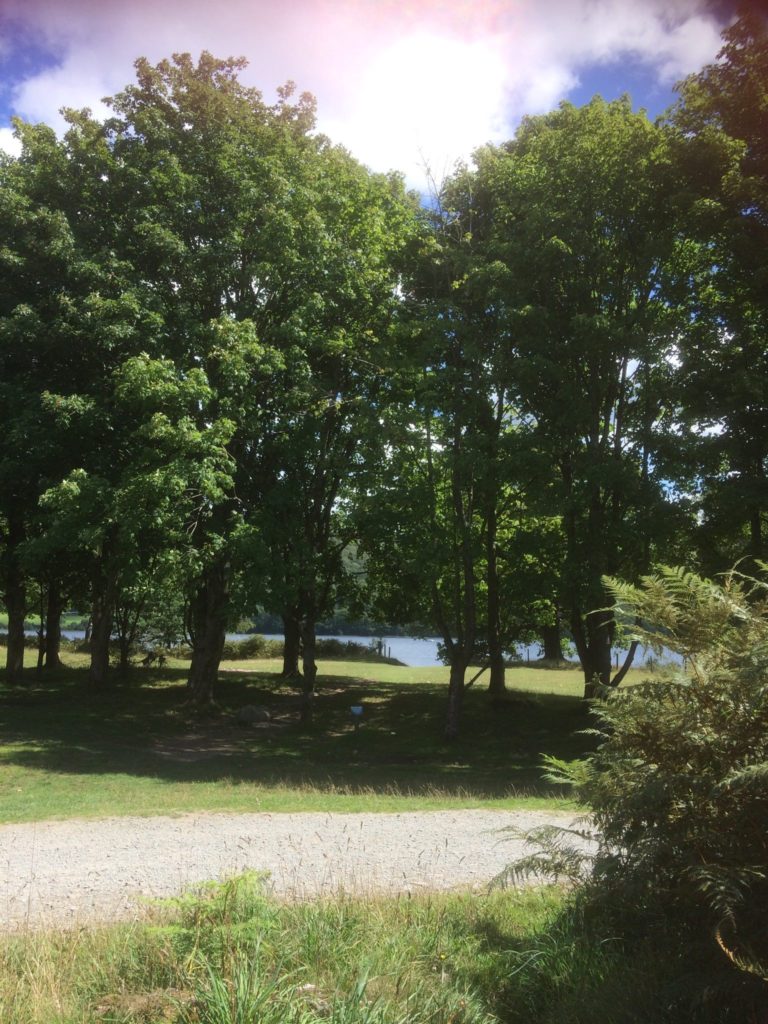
(0, 664), (594, 800)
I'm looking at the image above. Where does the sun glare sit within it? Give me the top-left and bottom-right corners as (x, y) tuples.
(322, 31), (508, 188)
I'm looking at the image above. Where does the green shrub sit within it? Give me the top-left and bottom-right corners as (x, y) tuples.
(220, 635), (283, 660)
(541, 567), (768, 1017)
(314, 638), (404, 664)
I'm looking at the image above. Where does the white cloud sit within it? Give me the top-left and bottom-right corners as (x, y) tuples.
(12, 57), (113, 130)
(0, 127), (22, 157)
(0, 0), (729, 187)
(500, 0), (725, 112)
(319, 32), (510, 188)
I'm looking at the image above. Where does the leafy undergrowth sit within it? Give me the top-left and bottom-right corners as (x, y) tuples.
(0, 876), (551, 1023)
(500, 567), (768, 1022)
(1, 872), (748, 1024)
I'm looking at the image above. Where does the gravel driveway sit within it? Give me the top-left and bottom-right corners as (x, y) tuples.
(0, 809), (590, 929)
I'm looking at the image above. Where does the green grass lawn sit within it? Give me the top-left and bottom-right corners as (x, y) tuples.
(0, 653), (693, 1024)
(0, 646), (653, 823)
(0, 612), (85, 631)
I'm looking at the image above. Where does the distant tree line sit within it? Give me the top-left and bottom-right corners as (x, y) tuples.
(1, 11), (766, 736)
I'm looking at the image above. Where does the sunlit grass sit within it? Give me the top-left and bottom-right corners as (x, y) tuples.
(222, 656), (655, 695)
(0, 645), (659, 823)
(0, 759), (566, 822)
(0, 877), (569, 1024)
(0, 871), (695, 1024)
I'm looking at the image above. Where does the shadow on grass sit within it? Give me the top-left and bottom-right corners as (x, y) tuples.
(0, 663), (594, 800)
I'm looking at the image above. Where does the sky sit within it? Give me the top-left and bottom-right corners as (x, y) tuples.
(0, 0), (741, 189)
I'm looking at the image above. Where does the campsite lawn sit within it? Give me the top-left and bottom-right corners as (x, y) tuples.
(0, 648), (657, 822)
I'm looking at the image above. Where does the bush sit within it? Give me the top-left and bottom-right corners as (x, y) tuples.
(220, 635), (283, 660)
(314, 638), (404, 665)
(0, 632), (44, 650)
(543, 567), (768, 1017)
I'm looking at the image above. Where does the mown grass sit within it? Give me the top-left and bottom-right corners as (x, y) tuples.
(0, 645), (622, 822)
(222, 656), (604, 694)
(0, 648), (726, 1023)
(0, 612), (85, 631)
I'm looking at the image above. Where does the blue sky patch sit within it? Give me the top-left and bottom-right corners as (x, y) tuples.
(0, 18), (61, 123)
(568, 59), (680, 121)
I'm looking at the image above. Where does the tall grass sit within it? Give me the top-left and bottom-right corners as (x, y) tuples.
(1, 871), (733, 1023)
(0, 876), (564, 1024)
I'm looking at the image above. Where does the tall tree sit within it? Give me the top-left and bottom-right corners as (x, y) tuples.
(668, 8), (768, 574)
(102, 54), (418, 705)
(425, 177), (515, 699)
(95, 55), (318, 702)
(250, 149), (418, 721)
(438, 167), (572, 692)
(465, 97), (680, 695)
(0, 115), (137, 683)
(355, 279), (490, 739)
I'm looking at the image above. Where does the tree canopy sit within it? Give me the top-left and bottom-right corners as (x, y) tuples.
(1, 12), (767, 736)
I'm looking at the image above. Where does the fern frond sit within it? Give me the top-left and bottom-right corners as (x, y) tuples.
(714, 761), (768, 793)
(716, 919), (768, 981)
(540, 754), (591, 788)
(492, 822), (597, 889)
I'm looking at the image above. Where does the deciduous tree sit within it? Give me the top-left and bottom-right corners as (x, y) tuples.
(464, 98), (680, 695)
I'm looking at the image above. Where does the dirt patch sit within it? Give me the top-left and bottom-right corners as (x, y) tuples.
(151, 719), (289, 762)
(94, 988), (195, 1022)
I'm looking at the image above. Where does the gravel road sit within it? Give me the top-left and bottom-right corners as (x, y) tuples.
(0, 809), (590, 929)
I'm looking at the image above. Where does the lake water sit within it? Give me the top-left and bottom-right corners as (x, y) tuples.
(54, 629), (443, 666)
(264, 636), (680, 669)
(53, 629), (679, 669)
(262, 634), (444, 667)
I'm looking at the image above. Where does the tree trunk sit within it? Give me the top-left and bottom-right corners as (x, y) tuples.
(445, 656), (468, 741)
(486, 501), (506, 697)
(541, 620), (562, 662)
(36, 586), (45, 674)
(44, 584), (63, 672)
(592, 616), (613, 689)
(89, 572), (116, 689)
(580, 607), (613, 698)
(300, 611), (317, 726)
(488, 646), (506, 698)
(4, 565), (26, 684)
(281, 608), (301, 680)
(611, 640), (639, 687)
(114, 600), (138, 675)
(187, 560), (229, 707)
(749, 505), (763, 567)
(118, 635), (132, 674)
